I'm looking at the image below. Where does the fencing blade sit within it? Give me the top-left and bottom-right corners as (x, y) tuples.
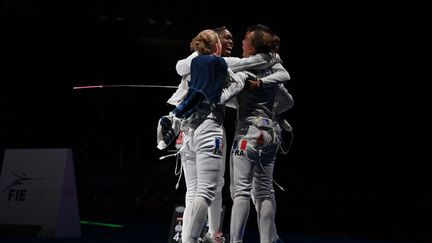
(73, 84), (178, 90)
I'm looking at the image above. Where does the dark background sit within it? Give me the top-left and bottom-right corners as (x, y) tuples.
(1, 1), (430, 242)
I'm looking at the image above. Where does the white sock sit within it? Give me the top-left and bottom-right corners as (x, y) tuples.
(208, 190), (222, 235)
(230, 197), (250, 243)
(183, 198), (209, 242)
(254, 197), (275, 242)
(181, 204), (192, 243)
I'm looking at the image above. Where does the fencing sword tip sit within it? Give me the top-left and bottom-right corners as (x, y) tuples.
(73, 85), (103, 90)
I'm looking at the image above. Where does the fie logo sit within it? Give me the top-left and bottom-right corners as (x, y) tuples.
(2, 172), (35, 202)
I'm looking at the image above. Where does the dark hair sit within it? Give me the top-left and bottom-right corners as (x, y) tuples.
(213, 26), (228, 34)
(246, 24), (274, 36)
(246, 24), (280, 54)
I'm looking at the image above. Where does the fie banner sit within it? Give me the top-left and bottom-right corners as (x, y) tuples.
(0, 148), (81, 238)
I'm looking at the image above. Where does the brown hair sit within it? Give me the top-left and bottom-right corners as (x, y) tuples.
(246, 24), (280, 54)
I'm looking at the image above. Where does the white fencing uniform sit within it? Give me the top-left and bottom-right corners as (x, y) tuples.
(229, 63), (293, 243)
(166, 53), (279, 242)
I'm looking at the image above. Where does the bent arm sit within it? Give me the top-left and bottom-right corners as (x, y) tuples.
(225, 53), (274, 72)
(220, 68), (246, 104)
(274, 84), (294, 115)
(172, 90), (205, 119)
(176, 51), (198, 76)
(168, 52), (198, 106)
(166, 74), (189, 106)
(260, 63), (291, 87)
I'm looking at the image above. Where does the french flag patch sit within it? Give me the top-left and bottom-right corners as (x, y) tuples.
(213, 138), (223, 155)
(215, 138), (223, 150)
(240, 140), (247, 151)
(232, 140), (237, 150)
(232, 139), (246, 156)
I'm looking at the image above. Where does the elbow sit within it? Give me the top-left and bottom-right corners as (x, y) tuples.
(284, 71), (291, 82)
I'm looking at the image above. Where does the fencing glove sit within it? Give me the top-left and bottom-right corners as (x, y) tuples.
(156, 112), (181, 150)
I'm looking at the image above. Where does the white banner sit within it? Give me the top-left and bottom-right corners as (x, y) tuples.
(0, 148), (81, 238)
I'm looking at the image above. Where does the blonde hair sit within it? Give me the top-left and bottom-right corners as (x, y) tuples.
(190, 29), (219, 55)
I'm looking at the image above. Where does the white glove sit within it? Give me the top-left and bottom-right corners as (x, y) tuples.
(170, 112), (181, 137)
(156, 119), (166, 148)
(279, 119), (293, 132)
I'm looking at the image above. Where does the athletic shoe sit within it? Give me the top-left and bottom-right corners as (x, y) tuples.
(201, 232), (225, 243)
